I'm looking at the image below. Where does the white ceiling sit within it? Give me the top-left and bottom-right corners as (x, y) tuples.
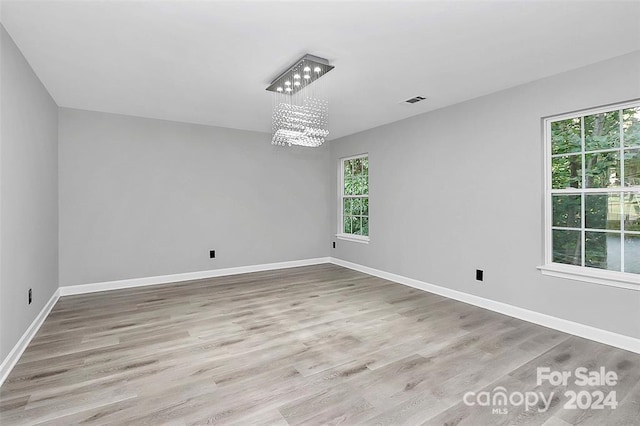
(2, 1), (639, 140)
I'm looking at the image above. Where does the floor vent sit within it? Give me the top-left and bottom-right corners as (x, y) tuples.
(405, 96), (427, 104)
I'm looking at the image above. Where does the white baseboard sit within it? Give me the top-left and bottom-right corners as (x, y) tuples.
(329, 257), (640, 354)
(0, 288), (60, 387)
(59, 257), (331, 296)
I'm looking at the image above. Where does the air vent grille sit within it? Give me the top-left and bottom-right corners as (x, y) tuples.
(405, 96), (426, 104)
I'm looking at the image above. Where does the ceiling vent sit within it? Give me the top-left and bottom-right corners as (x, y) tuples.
(405, 96), (426, 104)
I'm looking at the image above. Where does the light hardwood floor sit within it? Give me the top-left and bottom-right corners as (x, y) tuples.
(1, 264), (638, 425)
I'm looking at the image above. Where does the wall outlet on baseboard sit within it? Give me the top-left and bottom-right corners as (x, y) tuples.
(210, 250), (216, 259)
(476, 269), (484, 282)
(28, 288), (32, 304)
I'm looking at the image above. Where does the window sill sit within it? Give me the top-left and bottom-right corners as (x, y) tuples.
(538, 264), (640, 291)
(336, 234), (370, 244)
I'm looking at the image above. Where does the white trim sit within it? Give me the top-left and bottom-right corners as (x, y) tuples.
(551, 147), (620, 157)
(336, 233), (370, 244)
(538, 264), (640, 291)
(330, 257), (640, 354)
(543, 99), (640, 285)
(339, 153), (369, 162)
(542, 99), (640, 122)
(59, 257), (331, 296)
(551, 187), (640, 193)
(0, 289), (60, 387)
(338, 153), (369, 239)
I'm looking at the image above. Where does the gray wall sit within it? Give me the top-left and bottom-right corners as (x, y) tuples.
(329, 51), (640, 339)
(58, 109), (330, 287)
(0, 25), (59, 360)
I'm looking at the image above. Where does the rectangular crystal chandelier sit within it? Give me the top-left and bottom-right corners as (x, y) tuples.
(267, 54), (334, 147)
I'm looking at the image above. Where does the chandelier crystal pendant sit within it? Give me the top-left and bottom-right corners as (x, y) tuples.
(267, 54), (334, 147)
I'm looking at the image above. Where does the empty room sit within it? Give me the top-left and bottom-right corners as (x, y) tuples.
(1, 0), (640, 424)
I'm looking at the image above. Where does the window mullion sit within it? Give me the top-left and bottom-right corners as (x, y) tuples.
(620, 109), (625, 273)
(581, 116), (586, 267)
(620, 108), (625, 188)
(551, 147), (619, 157)
(621, 193), (625, 272)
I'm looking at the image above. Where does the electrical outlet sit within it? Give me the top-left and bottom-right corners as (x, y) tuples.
(476, 269), (484, 282)
(210, 250), (216, 259)
(28, 288), (32, 304)
(332, 241), (336, 249)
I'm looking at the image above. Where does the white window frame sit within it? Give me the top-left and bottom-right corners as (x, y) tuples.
(337, 153), (369, 244)
(539, 100), (640, 291)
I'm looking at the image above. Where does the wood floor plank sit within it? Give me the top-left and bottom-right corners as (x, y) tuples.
(1, 264), (638, 425)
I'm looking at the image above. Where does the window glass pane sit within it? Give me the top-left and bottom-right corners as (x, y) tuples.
(343, 199), (352, 217)
(585, 151), (620, 188)
(362, 217), (369, 236)
(343, 216), (351, 234)
(344, 160), (353, 177)
(344, 178), (357, 195)
(623, 107), (640, 148)
(552, 230), (581, 266)
(624, 149), (640, 187)
(552, 194), (581, 228)
(585, 231), (620, 271)
(351, 158), (362, 176)
(350, 216), (360, 235)
(623, 193), (640, 232)
(345, 177), (368, 195)
(552, 155), (582, 189)
(347, 177), (361, 195)
(359, 176), (369, 195)
(585, 193), (620, 230)
(351, 198), (362, 215)
(584, 111), (619, 151)
(345, 157), (368, 176)
(362, 198), (369, 216)
(624, 234), (640, 274)
(551, 118), (581, 155)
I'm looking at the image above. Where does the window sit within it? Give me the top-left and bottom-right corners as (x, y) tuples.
(542, 101), (640, 289)
(338, 154), (369, 242)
